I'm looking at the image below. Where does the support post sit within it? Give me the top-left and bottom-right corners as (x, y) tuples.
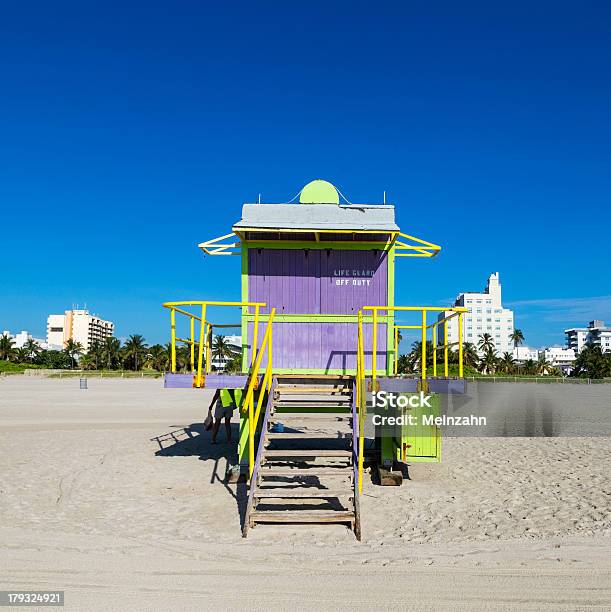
(206, 324), (212, 374)
(458, 312), (464, 378)
(444, 320), (449, 377)
(421, 309), (427, 382)
(372, 308), (378, 383)
(196, 304), (207, 387)
(190, 316), (195, 373)
(432, 323), (437, 377)
(252, 304), (259, 369)
(170, 308), (176, 373)
(394, 326), (399, 374)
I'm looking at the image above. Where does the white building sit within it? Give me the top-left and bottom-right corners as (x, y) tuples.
(565, 320), (611, 353)
(46, 309), (114, 352)
(439, 272), (515, 356)
(210, 334), (241, 371)
(542, 347), (576, 372)
(513, 346), (539, 363)
(2, 330), (47, 349)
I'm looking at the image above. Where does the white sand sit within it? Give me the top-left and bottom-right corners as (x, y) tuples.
(0, 377), (609, 610)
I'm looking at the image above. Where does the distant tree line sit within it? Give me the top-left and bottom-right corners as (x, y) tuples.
(396, 328), (611, 379)
(0, 333), (242, 373)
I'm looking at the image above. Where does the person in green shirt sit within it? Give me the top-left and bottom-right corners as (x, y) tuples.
(209, 387), (244, 444)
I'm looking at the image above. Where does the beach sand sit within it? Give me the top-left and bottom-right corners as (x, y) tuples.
(0, 377), (609, 610)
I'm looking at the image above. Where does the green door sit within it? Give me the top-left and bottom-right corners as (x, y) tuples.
(401, 392), (441, 463)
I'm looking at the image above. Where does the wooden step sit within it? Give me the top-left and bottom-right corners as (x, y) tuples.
(264, 449), (352, 458)
(277, 390), (350, 394)
(260, 468), (353, 477)
(250, 510), (355, 524)
(275, 374), (353, 380)
(254, 489), (352, 499)
(267, 432), (351, 440)
(274, 395), (352, 408)
(271, 413), (352, 421)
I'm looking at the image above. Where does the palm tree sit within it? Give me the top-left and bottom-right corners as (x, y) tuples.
(396, 354), (410, 374)
(480, 347), (499, 374)
(15, 347), (30, 363)
(147, 344), (168, 371)
(88, 340), (104, 370)
(64, 339), (84, 369)
(102, 337), (122, 369)
(122, 334), (148, 371)
(225, 354), (243, 373)
(23, 338), (41, 363)
(462, 342), (479, 368)
(499, 352), (515, 374)
(0, 333), (15, 361)
(537, 356), (554, 376)
(211, 335), (240, 363)
(478, 333), (495, 354)
(523, 359), (538, 376)
(509, 328), (525, 351)
(79, 354), (94, 370)
(407, 340), (434, 372)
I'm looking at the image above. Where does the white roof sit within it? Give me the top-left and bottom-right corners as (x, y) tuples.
(233, 203), (399, 232)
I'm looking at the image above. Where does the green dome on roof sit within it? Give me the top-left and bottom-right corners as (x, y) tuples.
(299, 179), (340, 205)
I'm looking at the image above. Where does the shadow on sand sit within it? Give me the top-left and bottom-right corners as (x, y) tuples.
(151, 422), (248, 530)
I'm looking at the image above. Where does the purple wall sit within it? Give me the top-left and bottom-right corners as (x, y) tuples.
(248, 248), (389, 371)
(248, 249), (387, 315)
(248, 321), (388, 372)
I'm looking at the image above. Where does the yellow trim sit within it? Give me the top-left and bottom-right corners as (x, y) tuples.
(394, 232), (442, 258)
(241, 308), (276, 477)
(444, 321), (449, 377)
(362, 306), (468, 382)
(198, 232), (241, 256)
(170, 308), (176, 372)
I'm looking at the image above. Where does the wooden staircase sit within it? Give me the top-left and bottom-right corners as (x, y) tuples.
(243, 375), (361, 539)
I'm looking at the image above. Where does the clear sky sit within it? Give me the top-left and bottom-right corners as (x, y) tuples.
(1, 1), (610, 350)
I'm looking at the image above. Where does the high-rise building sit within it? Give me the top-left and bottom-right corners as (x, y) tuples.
(46, 309), (114, 351)
(565, 320), (611, 353)
(438, 272), (515, 356)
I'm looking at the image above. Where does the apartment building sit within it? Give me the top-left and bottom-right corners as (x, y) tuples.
(438, 272), (515, 355)
(46, 309), (114, 351)
(565, 320), (611, 353)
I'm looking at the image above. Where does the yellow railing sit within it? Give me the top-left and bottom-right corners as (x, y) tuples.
(241, 308), (276, 477)
(361, 305), (469, 384)
(162, 300), (266, 387)
(356, 311), (366, 493)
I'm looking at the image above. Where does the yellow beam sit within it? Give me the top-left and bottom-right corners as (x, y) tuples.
(170, 308), (176, 373)
(458, 312), (464, 378)
(163, 300), (266, 308)
(372, 308), (378, 384)
(432, 322), (437, 377)
(196, 304), (207, 387)
(363, 306), (468, 313)
(421, 310), (427, 382)
(444, 320), (449, 377)
(190, 317), (195, 373)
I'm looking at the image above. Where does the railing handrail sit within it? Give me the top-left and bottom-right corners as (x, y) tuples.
(361, 304), (467, 383)
(163, 300), (268, 386)
(241, 308), (276, 476)
(351, 376), (359, 500)
(244, 375), (277, 532)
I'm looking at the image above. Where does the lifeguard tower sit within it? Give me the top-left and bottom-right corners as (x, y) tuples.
(163, 180), (466, 539)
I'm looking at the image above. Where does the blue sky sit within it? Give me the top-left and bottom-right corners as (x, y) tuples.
(1, 1), (610, 350)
